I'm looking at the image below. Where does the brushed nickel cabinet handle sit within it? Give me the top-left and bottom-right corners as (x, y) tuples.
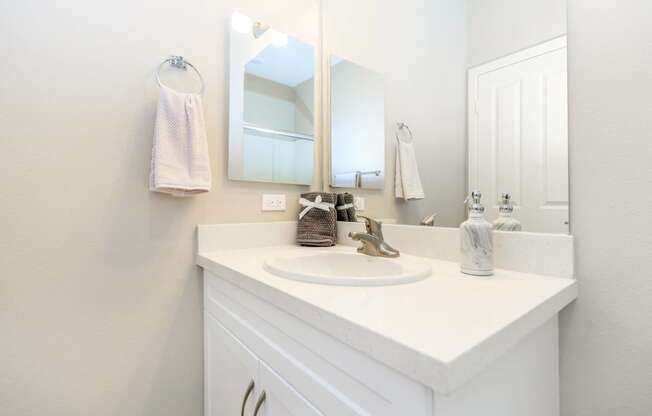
(241, 380), (255, 416)
(253, 391), (267, 416)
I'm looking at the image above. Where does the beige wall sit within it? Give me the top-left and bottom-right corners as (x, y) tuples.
(8, 1), (652, 415)
(0, 0), (318, 415)
(562, 1), (652, 414)
(467, 0), (567, 67)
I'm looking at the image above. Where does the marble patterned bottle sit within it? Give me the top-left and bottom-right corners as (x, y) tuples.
(460, 191), (494, 276)
(493, 193), (522, 232)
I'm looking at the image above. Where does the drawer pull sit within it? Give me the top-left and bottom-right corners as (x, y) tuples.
(241, 380), (255, 416)
(253, 391), (267, 416)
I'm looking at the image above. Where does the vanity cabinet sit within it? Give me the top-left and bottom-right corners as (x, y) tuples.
(203, 264), (566, 416)
(204, 271), (433, 416)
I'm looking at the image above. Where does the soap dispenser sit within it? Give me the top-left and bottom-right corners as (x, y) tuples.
(493, 193), (522, 232)
(460, 191), (494, 276)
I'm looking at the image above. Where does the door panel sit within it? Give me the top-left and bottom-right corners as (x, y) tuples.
(469, 38), (569, 233)
(205, 313), (259, 416)
(256, 361), (324, 416)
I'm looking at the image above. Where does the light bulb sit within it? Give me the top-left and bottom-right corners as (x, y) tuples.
(231, 12), (252, 34)
(271, 31), (288, 47)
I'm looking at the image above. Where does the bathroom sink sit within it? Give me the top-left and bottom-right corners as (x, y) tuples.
(264, 249), (432, 286)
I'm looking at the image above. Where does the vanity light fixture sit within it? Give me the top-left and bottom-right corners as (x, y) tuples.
(254, 23), (288, 47)
(252, 21), (270, 38)
(231, 12), (288, 47)
(231, 11), (252, 34)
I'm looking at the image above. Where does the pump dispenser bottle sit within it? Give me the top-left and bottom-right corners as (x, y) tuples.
(460, 191), (494, 276)
(493, 193), (522, 231)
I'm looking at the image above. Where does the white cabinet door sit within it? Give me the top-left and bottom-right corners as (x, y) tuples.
(468, 37), (569, 234)
(253, 361), (324, 416)
(205, 314), (259, 416)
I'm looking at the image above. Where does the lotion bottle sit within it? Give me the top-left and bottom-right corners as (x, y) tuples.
(493, 193), (522, 231)
(460, 191), (494, 276)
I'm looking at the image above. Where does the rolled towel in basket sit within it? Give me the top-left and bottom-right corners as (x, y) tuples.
(336, 194), (349, 222)
(344, 193), (357, 222)
(336, 193), (357, 222)
(297, 192), (337, 247)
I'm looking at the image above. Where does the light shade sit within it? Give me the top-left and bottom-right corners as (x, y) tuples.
(231, 12), (252, 34)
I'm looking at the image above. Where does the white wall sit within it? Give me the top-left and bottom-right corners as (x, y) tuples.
(0, 0), (318, 415)
(467, 0), (567, 67)
(244, 74), (297, 131)
(323, 0), (467, 226)
(561, 1), (652, 414)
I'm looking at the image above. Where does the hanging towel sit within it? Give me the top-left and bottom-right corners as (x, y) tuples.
(150, 85), (211, 196)
(333, 172), (358, 188)
(395, 139), (425, 200)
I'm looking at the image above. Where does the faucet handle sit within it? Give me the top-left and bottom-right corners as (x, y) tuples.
(357, 216), (384, 239)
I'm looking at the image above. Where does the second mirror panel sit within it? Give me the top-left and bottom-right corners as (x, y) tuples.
(330, 55), (385, 190)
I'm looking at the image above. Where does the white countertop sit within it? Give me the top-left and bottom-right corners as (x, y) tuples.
(197, 245), (577, 394)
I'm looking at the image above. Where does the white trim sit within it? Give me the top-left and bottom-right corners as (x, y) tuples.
(467, 36), (567, 195)
(468, 36), (567, 78)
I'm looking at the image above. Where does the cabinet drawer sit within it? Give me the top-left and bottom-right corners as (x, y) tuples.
(204, 271), (433, 416)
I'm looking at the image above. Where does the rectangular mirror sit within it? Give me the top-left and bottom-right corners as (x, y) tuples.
(324, 0), (569, 234)
(329, 55), (385, 189)
(228, 13), (315, 185)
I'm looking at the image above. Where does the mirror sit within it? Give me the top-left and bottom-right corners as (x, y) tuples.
(329, 55), (385, 189)
(228, 12), (314, 185)
(324, 0), (569, 234)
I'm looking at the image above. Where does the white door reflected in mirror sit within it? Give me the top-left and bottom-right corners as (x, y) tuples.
(468, 37), (569, 234)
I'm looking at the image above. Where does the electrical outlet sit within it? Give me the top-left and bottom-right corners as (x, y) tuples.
(262, 194), (286, 211)
(354, 196), (365, 211)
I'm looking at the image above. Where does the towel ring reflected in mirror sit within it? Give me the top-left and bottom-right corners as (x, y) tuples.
(395, 122), (414, 144)
(156, 55), (206, 96)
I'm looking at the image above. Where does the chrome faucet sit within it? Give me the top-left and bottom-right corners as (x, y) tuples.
(349, 216), (400, 258)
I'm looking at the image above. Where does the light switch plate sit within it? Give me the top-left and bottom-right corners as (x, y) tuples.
(262, 194), (286, 211)
(354, 196), (365, 211)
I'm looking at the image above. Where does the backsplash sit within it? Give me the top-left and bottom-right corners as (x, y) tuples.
(198, 221), (573, 278)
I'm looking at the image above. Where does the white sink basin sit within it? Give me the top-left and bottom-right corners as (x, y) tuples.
(264, 249), (432, 286)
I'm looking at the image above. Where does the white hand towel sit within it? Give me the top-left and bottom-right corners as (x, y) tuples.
(395, 140), (425, 200)
(150, 85), (211, 196)
(333, 172), (358, 188)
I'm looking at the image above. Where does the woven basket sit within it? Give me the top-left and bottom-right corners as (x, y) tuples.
(297, 192), (337, 247)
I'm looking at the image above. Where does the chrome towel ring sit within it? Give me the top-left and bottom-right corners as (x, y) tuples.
(156, 55), (205, 96)
(395, 122), (414, 143)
